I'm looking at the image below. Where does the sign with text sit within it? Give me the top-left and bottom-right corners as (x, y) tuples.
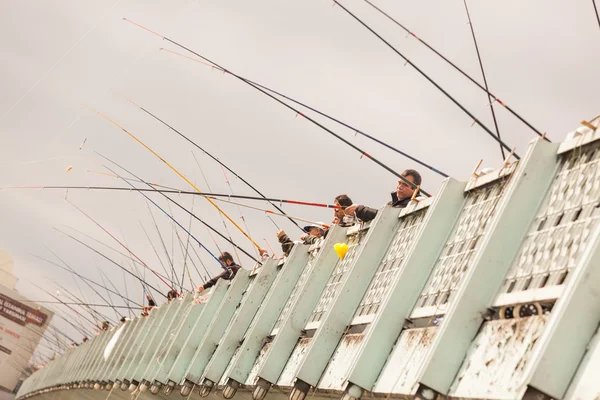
(0, 293), (47, 327)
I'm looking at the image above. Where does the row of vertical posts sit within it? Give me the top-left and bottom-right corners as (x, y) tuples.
(17, 123), (600, 400)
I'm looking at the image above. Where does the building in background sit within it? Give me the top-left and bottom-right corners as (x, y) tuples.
(0, 251), (53, 394)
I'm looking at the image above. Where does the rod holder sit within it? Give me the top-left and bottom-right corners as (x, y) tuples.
(341, 384), (364, 400)
(105, 381), (113, 391)
(252, 378), (272, 400)
(414, 384), (440, 400)
(164, 381), (175, 396)
(150, 381), (162, 395)
(289, 379), (311, 400)
(120, 379), (130, 391)
(223, 378), (240, 399)
(180, 379), (194, 397)
(199, 379), (214, 397)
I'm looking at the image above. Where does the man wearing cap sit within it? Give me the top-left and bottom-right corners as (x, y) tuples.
(277, 223), (326, 257)
(344, 169), (422, 222)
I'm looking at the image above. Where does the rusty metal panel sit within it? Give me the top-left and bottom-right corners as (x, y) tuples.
(353, 210), (427, 324)
(306, 230), (367, 327)
(449, 316), (547, 399)
(245, 342), (272, 385)
(411, 177), (512, 319)
(317, 333), (364, 390)
(373, 327), (438, 395)
(277, 338), (313, 387)
(496, 144), (600, 307)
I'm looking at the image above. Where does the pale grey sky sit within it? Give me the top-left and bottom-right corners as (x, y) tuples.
(1, 0), (598, 355)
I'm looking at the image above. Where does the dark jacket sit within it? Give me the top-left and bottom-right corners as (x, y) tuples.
(355, 192), (412, 222)
(278, 233), (321, 257)
(203, 263), (241, 289)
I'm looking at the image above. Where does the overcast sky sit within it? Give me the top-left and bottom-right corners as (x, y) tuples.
(1, 0), (599, 356)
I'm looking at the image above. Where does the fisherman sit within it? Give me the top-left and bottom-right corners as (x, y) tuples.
(344, 169), (422, 222)
(197, 252), (241, 293)
(277, 223), (326, 257)
(333, 194), (356, 227)
(101, 321), (110, 331)
(82, 337), (88, 343)
(120, 317), (127, 324)
(167, 289), (179, 303)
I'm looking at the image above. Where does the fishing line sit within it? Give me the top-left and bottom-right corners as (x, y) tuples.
(329, 1), (520, 159)
(83, 105), (266, 250)
(119, 94), (304, 231)
(53, 227), (168, 298)
(121, 20), (428, 195)
(5, 185), (343, 209)
(160, 47), (450, 178)
(98, 158), (232, 276)
(66, 198), (178, 294)
(362, 0), (547, 141)
(145, 201), (179, 287)
(462, 0), (505, 160)
(94, 151), (259, 265)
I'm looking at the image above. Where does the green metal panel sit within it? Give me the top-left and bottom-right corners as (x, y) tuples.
(201, 258), (280, 385)
(345, 178), (466, 391)
(294, 205), (401, 386)
(183, 269), (252, 383)
(149, 301), (206, 385)
(131, 295), (190, 383)
(417, 139), (560, 394)
(107, 317), (145, 382)
(257, 225), (348, 384)
(163, 280), (229, 385)
(525, 217), (600, 397)
(226, 244), (310, 385)
(141, 295), (196, 383)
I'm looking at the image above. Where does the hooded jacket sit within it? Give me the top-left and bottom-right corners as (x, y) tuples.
(354, 192), (412, 222)
(202, 262), (241, 289)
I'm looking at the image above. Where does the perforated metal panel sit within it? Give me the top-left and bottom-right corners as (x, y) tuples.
(499, 144), (600, 302)
(411, 177), (512, 318)
(353, 210), (427, 322)
(271, 245), (322, 334)
(307, 230), (367, 326)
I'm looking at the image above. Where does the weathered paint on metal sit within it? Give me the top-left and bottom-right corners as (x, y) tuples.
(373, 327), (438, 395)
(317, 333), (364, 391)
(449, 316), (547, 399)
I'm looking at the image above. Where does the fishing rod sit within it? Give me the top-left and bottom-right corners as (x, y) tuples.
(84, 105), (269, 251)
(146, 200), (179, 288)
(98, 267), (132, 318)
(121, 19), (430, 196)
(97, 154), (243, 274)
(362, 0), (546, 141)
(160, 48), (450, 179)
(593, 0), (600, 32)
(215, 197), (330, 228)
(93, 153), (261, 264)
(45, 248), (122, 322)
(97, 264), (120, 319)
(87, 170), (181, 190)
(50, 279), (116, 326)
(139, 218), (179, 288)
(19, 300), (143, 310)
(329, 1), (519, 159)
(462, 0), (504, 160)
(30, 252), (142, 307)
(119, 95), (304, 232)
(54, 227), (168, 299)
(65, 199), (177, 296)
(6, 185), (343, 209)
(29, 280), (100, 331)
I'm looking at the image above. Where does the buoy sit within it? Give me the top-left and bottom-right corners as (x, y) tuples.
(334, 243), (349, 259)
(66, 166), (73, 172)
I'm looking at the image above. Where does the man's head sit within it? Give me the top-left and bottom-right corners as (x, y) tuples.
(396, 169), (422, 201)
(218, 252), (234, 267)
(303, 224), (324, 237)
(334, 194), (353, 220)
(120, 317), (126, 324)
